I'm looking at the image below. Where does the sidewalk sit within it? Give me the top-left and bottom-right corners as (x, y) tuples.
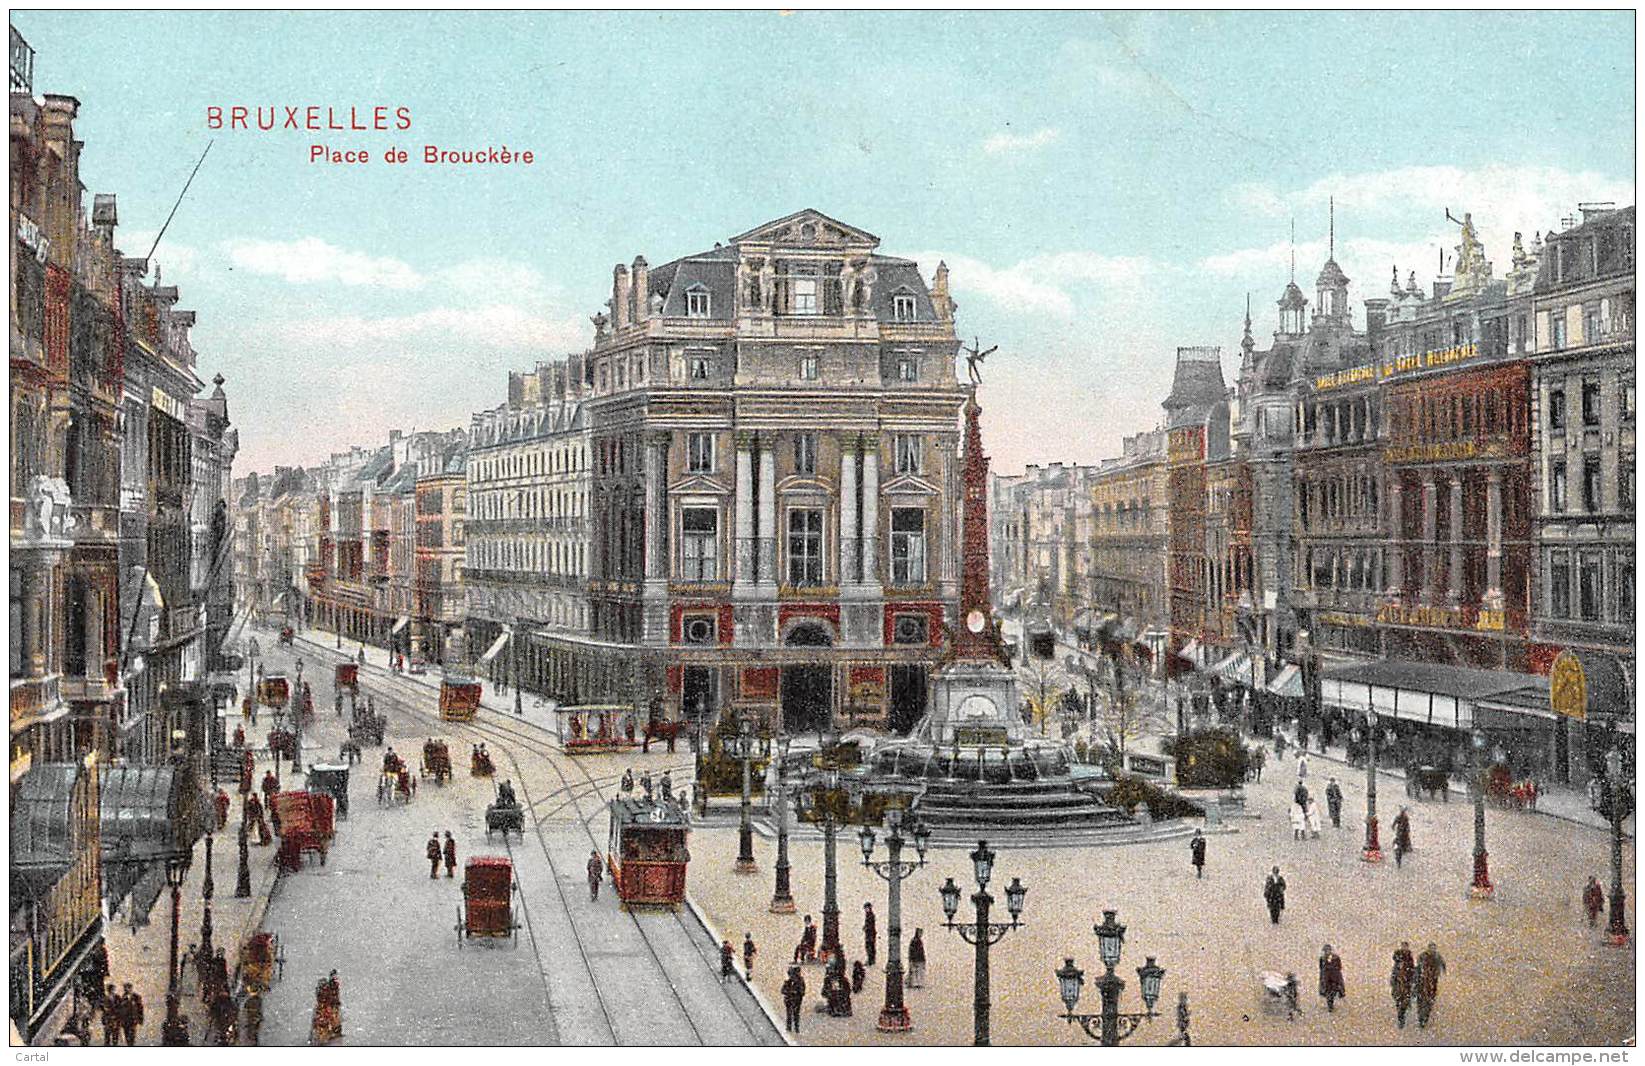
(1269, 720), (1631, 836)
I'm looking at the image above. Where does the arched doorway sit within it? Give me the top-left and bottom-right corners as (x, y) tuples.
(781, 623), (833, 734)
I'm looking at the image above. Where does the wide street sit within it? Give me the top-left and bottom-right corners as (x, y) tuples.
(248, 628), (782, 1046)
(690, 729), (1635, 1046)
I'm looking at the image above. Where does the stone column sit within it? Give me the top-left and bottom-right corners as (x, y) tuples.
(940, 437), (959, 591)
(734, 432), (755, 596)
(1448, 475), (1465, 605)
(839, 437), (859, 585)
(860, 442), (881, 590)
(1421, 473), (1438, 602)
(643, 433), (668, 581)
(1484, 467), (1504, 608)
(757, 436), (777, 588)
(24, 567), (44, 675)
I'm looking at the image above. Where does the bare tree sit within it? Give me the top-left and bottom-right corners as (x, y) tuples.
(1019, 656), (1065, 737)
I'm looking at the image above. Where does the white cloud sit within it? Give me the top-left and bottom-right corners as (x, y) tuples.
(981, 127), (1061, 156)
(222, 236), (424, 289)
(909, 250), (1153, 319)
(120, 231), (204, 278)
(279, 306), (586, 350)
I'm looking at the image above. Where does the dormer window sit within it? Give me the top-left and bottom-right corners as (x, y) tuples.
(893, 292), (917, 321)
(686, 286), (710, 319)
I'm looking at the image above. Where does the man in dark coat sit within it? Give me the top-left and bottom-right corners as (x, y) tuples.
(1189, 829), (1207, 878)
(822, 955), (853, 1017)
(214, 787), (231, 831)
(1415, 942), (1445, 1028)
(1584, 876), (1606, 927)
(907, 928), (927, 988)
(100, 984), (120, 1045)
(261, 770), (279, 814)
(781, 966), (806, 1032)
(863, 902), (877, 966)
(1390, 940), (1416, 1028)
(796, 914), (818, 963)
(720, 939), (736, 983)
(1264, 866), (1287, 924)
(1392, 808), (1413, 867)
(427, 832), (442, 879)
(587, 850), (603, 901)
(119, 983), (143, 1045)
(1318, 943), (1346, 1012)
(743, 932), (757, 979)
(443, 831), (458, 878)
(1325, 778), (1344, 828)
(851, 959), (867, 994)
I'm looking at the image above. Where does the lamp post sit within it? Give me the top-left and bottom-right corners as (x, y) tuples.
(1054, 909), (1167, 1046)
(860, 807), (930, 1032)
(938, 840), (1027, 1046)
(1361, 702), (1382, 862)
(1470, 727), (1493, 898)
(798, 765), (846, 965)
(734, 713), (757, 873)
(199, 835), (215, 960)
(770, 733), (796, 913)
(246, 636), (259, 724)
(1605, 746), (1630, 945)
(234, 824), (252, 898)
(291, 658), (305, 774)
(163, 847), (192, 1006)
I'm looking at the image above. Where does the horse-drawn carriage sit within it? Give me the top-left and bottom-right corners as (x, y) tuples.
(557, 704), (640, 754)
(606, 794), (691, 908)
(421, 739), (453, 785)
(1406, 765), (1451, 802)
(471, 745), (495, 777)
(268, 728), (297, 761)
(377, 751), (414, 806)
(279, 626), (295, 646)
(307, 763), (350, 820)
(440, 676), (482, 722)
(273, 790), (335, 869)
(335, 661), (359, 693)
(486, 781), (524, 842)
(349, 706), (386, 748)
(456, 857), (521, 946)
(642, 715), (693, 754)
(239, 931), (285, 993)
(258, 675), (291, 710)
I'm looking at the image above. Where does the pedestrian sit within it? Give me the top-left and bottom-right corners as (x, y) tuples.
(743, 932), (757, 979)
(781, 966), (806, 1033)
(232, 723), (245, 748)
(1289, 801), (1307, 842)
(1414, 942), (1445, 1029)
(1318, 943), (1346, 1012)
(1305, 796), (1322, 839)
(242, 990), (263, 1046)
(1176, 991), (1191, 1046)
(426, 832), (442, 879)
(851, 958), (866, 994)
(1390, 940), (1416, 1029)
(1294, 780), (1310, 810)
(1325, 778), (1343, 828)
(1584, 876), (1606, 927)
(311, 970), (342, 1044)
(1297, 752), (1309, 779)
(443, 830), (457, 878)
(357, 646), (366, 667)
(720, 939), (736, 983)
(621, 768), (634, 794)
(640, 771), (654, 800)
(1264, 866), (1287, 924)
(1392, 807), (1412, 867)
(1251, 746), (1265, 782)
(659, 770), (672, 798)
(180, 942), (199, 990)
(863, 902), (877, 966)
(1275, 731), (1288, 759)
(1189, 828), (1207, 878)
(796, 914), (818, 963)
(587, 850), (603, 901)
(100, 984), (119, 1045)
(119, 982), (142, 1045)
(907, 928), (927, 988)
(261, 769), (278, 814)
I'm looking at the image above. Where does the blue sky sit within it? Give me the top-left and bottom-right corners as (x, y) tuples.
(13, 10), (1634, 474)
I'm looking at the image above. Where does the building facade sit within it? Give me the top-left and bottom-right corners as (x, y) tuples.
(1087, 428), (1169, 657)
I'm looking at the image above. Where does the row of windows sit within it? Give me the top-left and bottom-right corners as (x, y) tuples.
(472, 444), (586, 483)
(471, 487), (586, 521)
(682, 349), (922, 383)
(1386, 383), (1527, 443)
(1546, 549), (1633, 623)
(1546, 373), (1635, 432)
(469, 538), (587, 576)
(1547, 458), (1634, 514)
(676, 505), (929, 586)
(1542, 292), (1634, 351)
(682, 432), (925, 476)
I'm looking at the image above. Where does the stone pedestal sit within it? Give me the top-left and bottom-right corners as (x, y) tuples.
(928, 662), (1023, 747)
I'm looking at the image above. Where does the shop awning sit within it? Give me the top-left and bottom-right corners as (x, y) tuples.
(478, 629), (511, 666)
(391, 616), (409, 635)
(100, 764), (181, 860)
(1213, 651), (1262, 686)
(1319, 659), (1545, 731)
(1268, 663), (1304, 698)
(10, 764), (83, 883)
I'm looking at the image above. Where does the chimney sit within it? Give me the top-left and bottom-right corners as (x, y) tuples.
(931, 260), (953, 320)
(1362, 298), (1389, 334)
(631, 256), (650, 322)
(612, 264), (630, 330)
(1432, 279), (1452, 300)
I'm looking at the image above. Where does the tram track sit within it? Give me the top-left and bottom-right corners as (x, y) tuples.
(279, 632), (772, 1046)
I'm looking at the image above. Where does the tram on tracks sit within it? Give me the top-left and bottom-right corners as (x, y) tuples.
(557, 704), (640, 754)
(606, 795), (691, 908)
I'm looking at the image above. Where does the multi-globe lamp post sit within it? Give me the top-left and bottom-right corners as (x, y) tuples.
(797, 764), (846, 964)
(769, 733), (795, 913)
(1606, 745), (1631, 945)
(1054, 909), (1167, 1046)
(733, 713), (758, 874)
(1355, 702), (1383, 862)
(1469, 727), (1493, 898)
(858, 807), (930, 1032)
(938, 840), (1026, 1047)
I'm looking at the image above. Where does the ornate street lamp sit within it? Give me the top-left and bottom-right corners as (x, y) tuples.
(734, 713), (757, 874)
(938, 840), (1027, 1046)
(1055, 908), (1167, 1046)
(1605, 745), (1630, 945)
(163, 845), (192, 1021)
(798, 764), (846, 965)
(1361, 701), (1383, 862)
(291, 658), (305, 774)
(1470, 727), (1493, 898)
(199, 834), (215, 960)
(769, 733), (796, 913)
(860, 806), (930, 1032)
(234, 824), (253, 898)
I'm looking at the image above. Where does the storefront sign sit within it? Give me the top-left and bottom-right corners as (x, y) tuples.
(1313, 343), (1483, 392)
(1383, 438), (1511, 464)
(1319, 611), (1372, 629)
(150, 385), (186, 421)
(1550, 651), (1587, 721)
(16, 213), (48, 261)
(1375, 602), (1505, 633)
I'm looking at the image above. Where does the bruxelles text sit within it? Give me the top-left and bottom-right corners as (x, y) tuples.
(309, 145), (535, 165)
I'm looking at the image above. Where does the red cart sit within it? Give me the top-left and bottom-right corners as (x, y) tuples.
(273, 790), (335, 868)
(456, 856), (520, 946)
(335, 662), (359, 692)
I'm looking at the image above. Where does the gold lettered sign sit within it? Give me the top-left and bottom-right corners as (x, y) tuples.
(1550, 651), (1587, 721)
